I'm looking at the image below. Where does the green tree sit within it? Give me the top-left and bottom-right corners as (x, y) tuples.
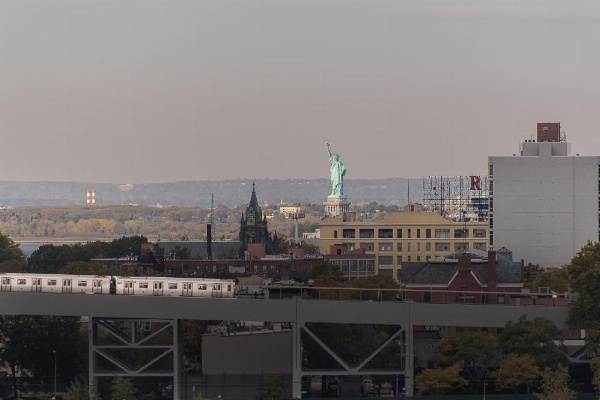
(431, 331), (499, 394)
(566, 241), (600, 282)
(494, 354), (540, 394)
(110, 377), (137, 400)
(27, 243), (96, 273)
(27, 236), (149, 273)
(59, 261), (127, 276)
(301, 242), (320, 255)
(0, 258), (26, 273)
(181, 320), (216, 360)
(64, 378), (95, 400)
(0, 315), (31, 399)
(415, 364), (468, 395)
(523, 263), (543, 284)
(0, 315), (87, 398)
(526, 267), (569, 294)
(304, 261), (343, 286)
(535, 366), (575, 400)
(567, 241), (600, 348)
(590, 356), (600, 395)
(0, 231), (25, 262)
(168, 246), (191, 260)
(254, 375), (285, 400)
(498, 316), (567, 369)
(0, 231), (25, 271)
(98, 235), (148, 258)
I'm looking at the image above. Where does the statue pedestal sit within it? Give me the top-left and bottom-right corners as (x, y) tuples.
(324, 197), (351, 217)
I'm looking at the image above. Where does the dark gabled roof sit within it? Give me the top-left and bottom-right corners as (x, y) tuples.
(471, 263), (521, 284)
(399, 262), (457, 285)
(399, 259), (522, 286)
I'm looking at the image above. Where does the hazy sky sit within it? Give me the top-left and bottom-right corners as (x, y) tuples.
(1, 0), (600, 184)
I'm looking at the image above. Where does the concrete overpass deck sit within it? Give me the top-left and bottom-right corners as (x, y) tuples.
(0, 292), (570, 398)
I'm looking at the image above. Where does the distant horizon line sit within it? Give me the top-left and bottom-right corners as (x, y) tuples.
(0, 177), (445, 185)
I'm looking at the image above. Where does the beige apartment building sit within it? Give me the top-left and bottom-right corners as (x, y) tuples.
(279, 206), (301, 215)
(319, 211), (489, 277)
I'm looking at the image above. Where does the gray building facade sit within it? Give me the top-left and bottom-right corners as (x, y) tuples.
(489, 123), (600, 267)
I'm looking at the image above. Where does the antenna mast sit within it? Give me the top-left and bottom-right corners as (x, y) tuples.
(210, 193), (214, 225)
(207, 193), (214, 260)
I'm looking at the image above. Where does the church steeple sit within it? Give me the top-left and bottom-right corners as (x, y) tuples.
(249, 182), (259, 210)
(238, 183), (273, 257)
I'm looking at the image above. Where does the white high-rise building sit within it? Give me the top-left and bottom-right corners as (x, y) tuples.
(489, 123), (600, 267)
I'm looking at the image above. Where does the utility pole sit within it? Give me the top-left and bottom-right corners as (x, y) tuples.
(53, 350), (57, 400)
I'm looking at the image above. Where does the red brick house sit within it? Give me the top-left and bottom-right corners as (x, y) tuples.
(398, 250), (524, 305)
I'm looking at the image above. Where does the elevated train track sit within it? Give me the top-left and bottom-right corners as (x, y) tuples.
(0, 291), (569, 398)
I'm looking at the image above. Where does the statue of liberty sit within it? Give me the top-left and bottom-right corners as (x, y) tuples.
(325, 142), (346, 198)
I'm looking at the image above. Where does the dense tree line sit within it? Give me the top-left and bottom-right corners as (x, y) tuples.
(0, 205), (230, 241)
(414, 316), (568, 396)
(0, 203), (397, 244)
(0, 205), (299, 242)
(23, 236), (148, 273)
(0, 202), (400, 241)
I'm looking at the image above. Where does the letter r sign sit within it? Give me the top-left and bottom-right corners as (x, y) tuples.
(470, 176), (481, 191)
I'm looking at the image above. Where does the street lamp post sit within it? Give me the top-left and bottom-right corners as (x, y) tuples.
(53, 350), (56, 400)
(483, 379), (487, 400)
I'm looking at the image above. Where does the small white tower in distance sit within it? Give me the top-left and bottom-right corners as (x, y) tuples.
(86, 189), (96, 206)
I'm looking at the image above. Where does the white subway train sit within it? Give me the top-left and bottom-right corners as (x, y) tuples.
(0, 273), (236, 298)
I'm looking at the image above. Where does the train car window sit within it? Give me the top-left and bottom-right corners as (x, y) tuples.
(47, 280), (57, 286)
(183, 283), (190, 289)
(198, 284), (207, 290)
(78, 281), (87, 287)
(63, 279), (71, 286)
(168, 283), (178, 290)
(154, 282), (163, 289)
(139, 283), (148, 289)
(17, 279), (26, 285)
(228, 285), (232, 292)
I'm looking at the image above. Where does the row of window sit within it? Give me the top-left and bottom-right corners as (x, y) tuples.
(330, 259), (376, 272)
(377, 243), (487, 264)
(379, 255), (434, 264)
(355, 242), (487, 253)
(339, 228), (486, 239)
(3, 278), (215, 292)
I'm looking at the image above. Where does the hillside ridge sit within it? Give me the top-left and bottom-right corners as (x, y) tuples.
(0, 178), (424, 208)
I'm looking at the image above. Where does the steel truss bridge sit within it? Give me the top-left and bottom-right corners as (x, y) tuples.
(0, 293), (568, 398)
